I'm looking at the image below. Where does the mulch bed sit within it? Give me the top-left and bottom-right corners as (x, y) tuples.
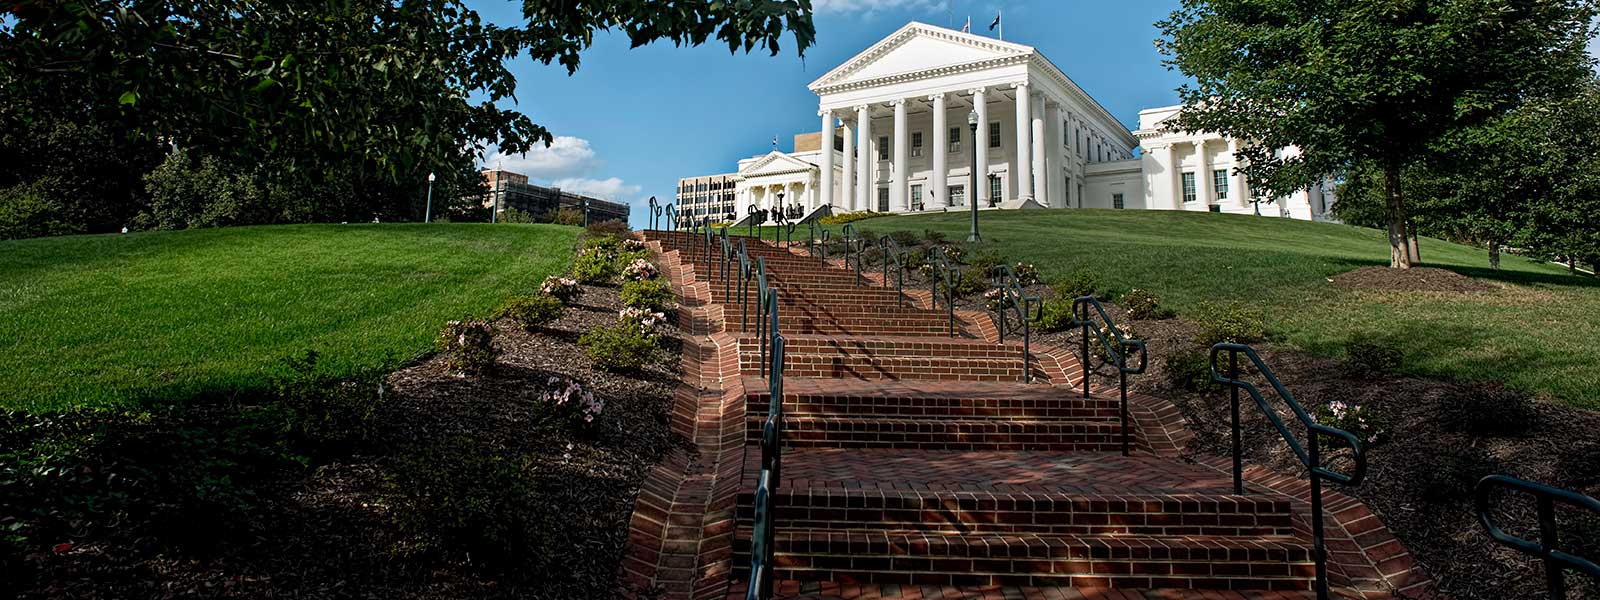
(17, 282), (686, 599)
(1331, 266), (1499, 293)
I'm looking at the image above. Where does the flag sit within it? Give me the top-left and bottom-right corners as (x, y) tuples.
(989, 12), (1001, 31)
(961, 16), (970, 33)
(771, 135), (778, 147)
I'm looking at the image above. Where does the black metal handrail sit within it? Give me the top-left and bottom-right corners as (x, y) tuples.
(840, 223), (863, 286)
(738, 240), (753, 332)
(664, 203), (677, 231)
(989, 264), (1042, 383)
(1209, 343), (1368, 600)
(719, 227), (734, 301)
(877, 235), (907, 307)
(782, 219), (797, 248)
(770, 210), (787, 245)
(746, 203), (761, 238)
(806, 223), (828, 261)
(744, 292), (785, 600)
(754, 257), (773, 377)
(1475, 475), (1600, 600)
(700, 217), (714, 266)
(648, 196), (662, 230)
(1072, 296), (1148, 457)
(926, 246), (959, 337)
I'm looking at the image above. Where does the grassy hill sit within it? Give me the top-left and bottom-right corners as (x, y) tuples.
(1, 223), (578, 411)
(775, 210), (1600, 408)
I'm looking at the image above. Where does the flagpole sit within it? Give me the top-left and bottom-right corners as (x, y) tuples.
(999, 9), (1003, 40)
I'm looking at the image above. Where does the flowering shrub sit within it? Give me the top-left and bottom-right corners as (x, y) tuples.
(1089, 323), (1137, 364)
(1012, 262), (1040, 286)
(939, 244), (965, 262)
(1194, 301), (1266, 347)
(540, 376), (605, 428)
(620, 278), (674, 312)
(621, 239), (647, 252)
(539, 275), (580, 303)
(622, 258), (659, 282)
(619, 307), (668, 337)
(495, 294), (563, 332)
(1122, 288), (1167, 320)
(435, 320), (498, 376)
(573, 247), (619, 284)
(983, 287), (1007, 311)
(1319, 400), (1388, 445)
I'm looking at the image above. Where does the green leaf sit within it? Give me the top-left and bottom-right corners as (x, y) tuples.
(118, 91), (137, 106)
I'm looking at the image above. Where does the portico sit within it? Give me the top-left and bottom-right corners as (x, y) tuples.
(808, 23), (1136, 213)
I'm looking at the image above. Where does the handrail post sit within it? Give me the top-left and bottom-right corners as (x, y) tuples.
(1118, 346), (1128, 455)
(1539, 495), (1564, 599)
(1310, 425), (1329, 600)
(1079, 302), (1090, 399)
(1023, 298), (1032, 383)
(1230, 349), (1243, 495)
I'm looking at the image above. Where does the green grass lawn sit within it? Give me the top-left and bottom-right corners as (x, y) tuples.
(730, 210), (1600, 409)
(1, 223), (577, 411)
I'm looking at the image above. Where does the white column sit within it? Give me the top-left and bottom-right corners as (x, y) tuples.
(840, 118), (855, 211)
(1229, 138), (1247, 208)
(930, 92), (948, 211)
(1013, 82), (1033, 201)
(1167, 143), (1182, 209)
(1031, 92), (1047, 205)
(972, 87), (989, 206)
(856, 104), (872, 212)
(1196, 140), (1213, 207)
(1046, 101), (1063, 208)
(891, 99), (909, 213)
(819, 110), (834, 210)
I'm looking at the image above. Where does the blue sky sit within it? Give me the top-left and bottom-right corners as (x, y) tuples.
(467, 1), (1600, 229)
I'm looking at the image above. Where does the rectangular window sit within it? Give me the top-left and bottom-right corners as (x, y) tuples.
(911, 132), (923, 157)
(1063, 121), (1070, 147)
(1209, 204), (1222, 213)
(911, 184), (923, 210)
(988, 174), (1003, 203)
(1113, 193), (1125, 210)
(1212, 169), (1229, 202)
(949, 127), (962, 153)
(988, 122), (1001, 148)
(878, 187), (890, 212)
(948, 185), (964, 206)
(1182, 172), (1198, 203)
(878, 136), (889, 161)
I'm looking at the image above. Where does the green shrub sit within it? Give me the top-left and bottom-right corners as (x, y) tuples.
(1089, 323), (1137, 363)
(901, 248), (928, 272)
(968, 247), (1006, 277)
(1193, 301), (1267, 347)
(495, 294), (564, 332)
(436, 319), (498, 375)
(579, 234), (622, 253)
(888, 230), (921, 248)
(923, 229), (947, 244)
(499, 206), (536, 223)
(620, 278), (674, 311)
(573, 248), (619, 284)
(1122, 288), (1168, 320)
(1344, 334), (1404, 376)
(939, 243), (965, 263)
(585, 219), (629, 238)
(272, 350), (386, 453)
(1440, 383), (1537, 436)
(1315, 400), (1390, 445)
(1163, 347), (1222, 392)
(953, 265), (989, 297)
(1417, 445), (1498, 504)
(548, 207), (584, 226)
(539, 275), (581, 303)
(536, 375), (605, 431)
(1011, 262), (1040, 286)
(1036, 299), (1075, 333)
(1053, 267), (1099, 300)
(387, 437), (561, 573)
(818, 211), (877, 225)
(579, 324), (660, 372)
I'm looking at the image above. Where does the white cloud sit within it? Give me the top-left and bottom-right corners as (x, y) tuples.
(813, 0), (940, 14)
(550, 177), (642, 202)
(481, 135), (600, 179)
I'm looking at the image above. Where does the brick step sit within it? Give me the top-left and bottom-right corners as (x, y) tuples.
(731, 321), (960, 336)
(754, 415), (1124, 451)
(730, 529), (1314, 590)
(739, 335), (1030, 382)
(725, 581), (1319, 599)
(745, 378), (1121, 420)
(734, 481), (1292, 537)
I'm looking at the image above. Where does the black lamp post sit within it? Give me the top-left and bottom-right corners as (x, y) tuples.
(967, 110), (981, 243)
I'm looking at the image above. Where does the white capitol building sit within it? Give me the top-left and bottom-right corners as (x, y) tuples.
(677, 22), (1336, 225)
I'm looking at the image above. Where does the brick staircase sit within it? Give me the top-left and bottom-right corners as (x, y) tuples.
(635, 231), (1392, 599)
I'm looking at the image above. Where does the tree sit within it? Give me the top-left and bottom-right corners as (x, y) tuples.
(1158, 0), (1595, 268)
(0, 0), (816, 233)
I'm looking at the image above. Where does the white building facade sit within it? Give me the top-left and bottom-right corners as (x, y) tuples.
(699, 22), (1335, 224)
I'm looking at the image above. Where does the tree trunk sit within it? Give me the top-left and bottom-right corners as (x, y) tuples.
(1570, 256), (1577, 274)
(1488, 239), (1501, 270)
(1383, 162), (1413, 269)
(1408, 227), (1421, 263)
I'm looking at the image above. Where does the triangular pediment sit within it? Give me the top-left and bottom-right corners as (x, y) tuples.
(809, 22), (1032, 91)
(739, 151), (817, 177)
